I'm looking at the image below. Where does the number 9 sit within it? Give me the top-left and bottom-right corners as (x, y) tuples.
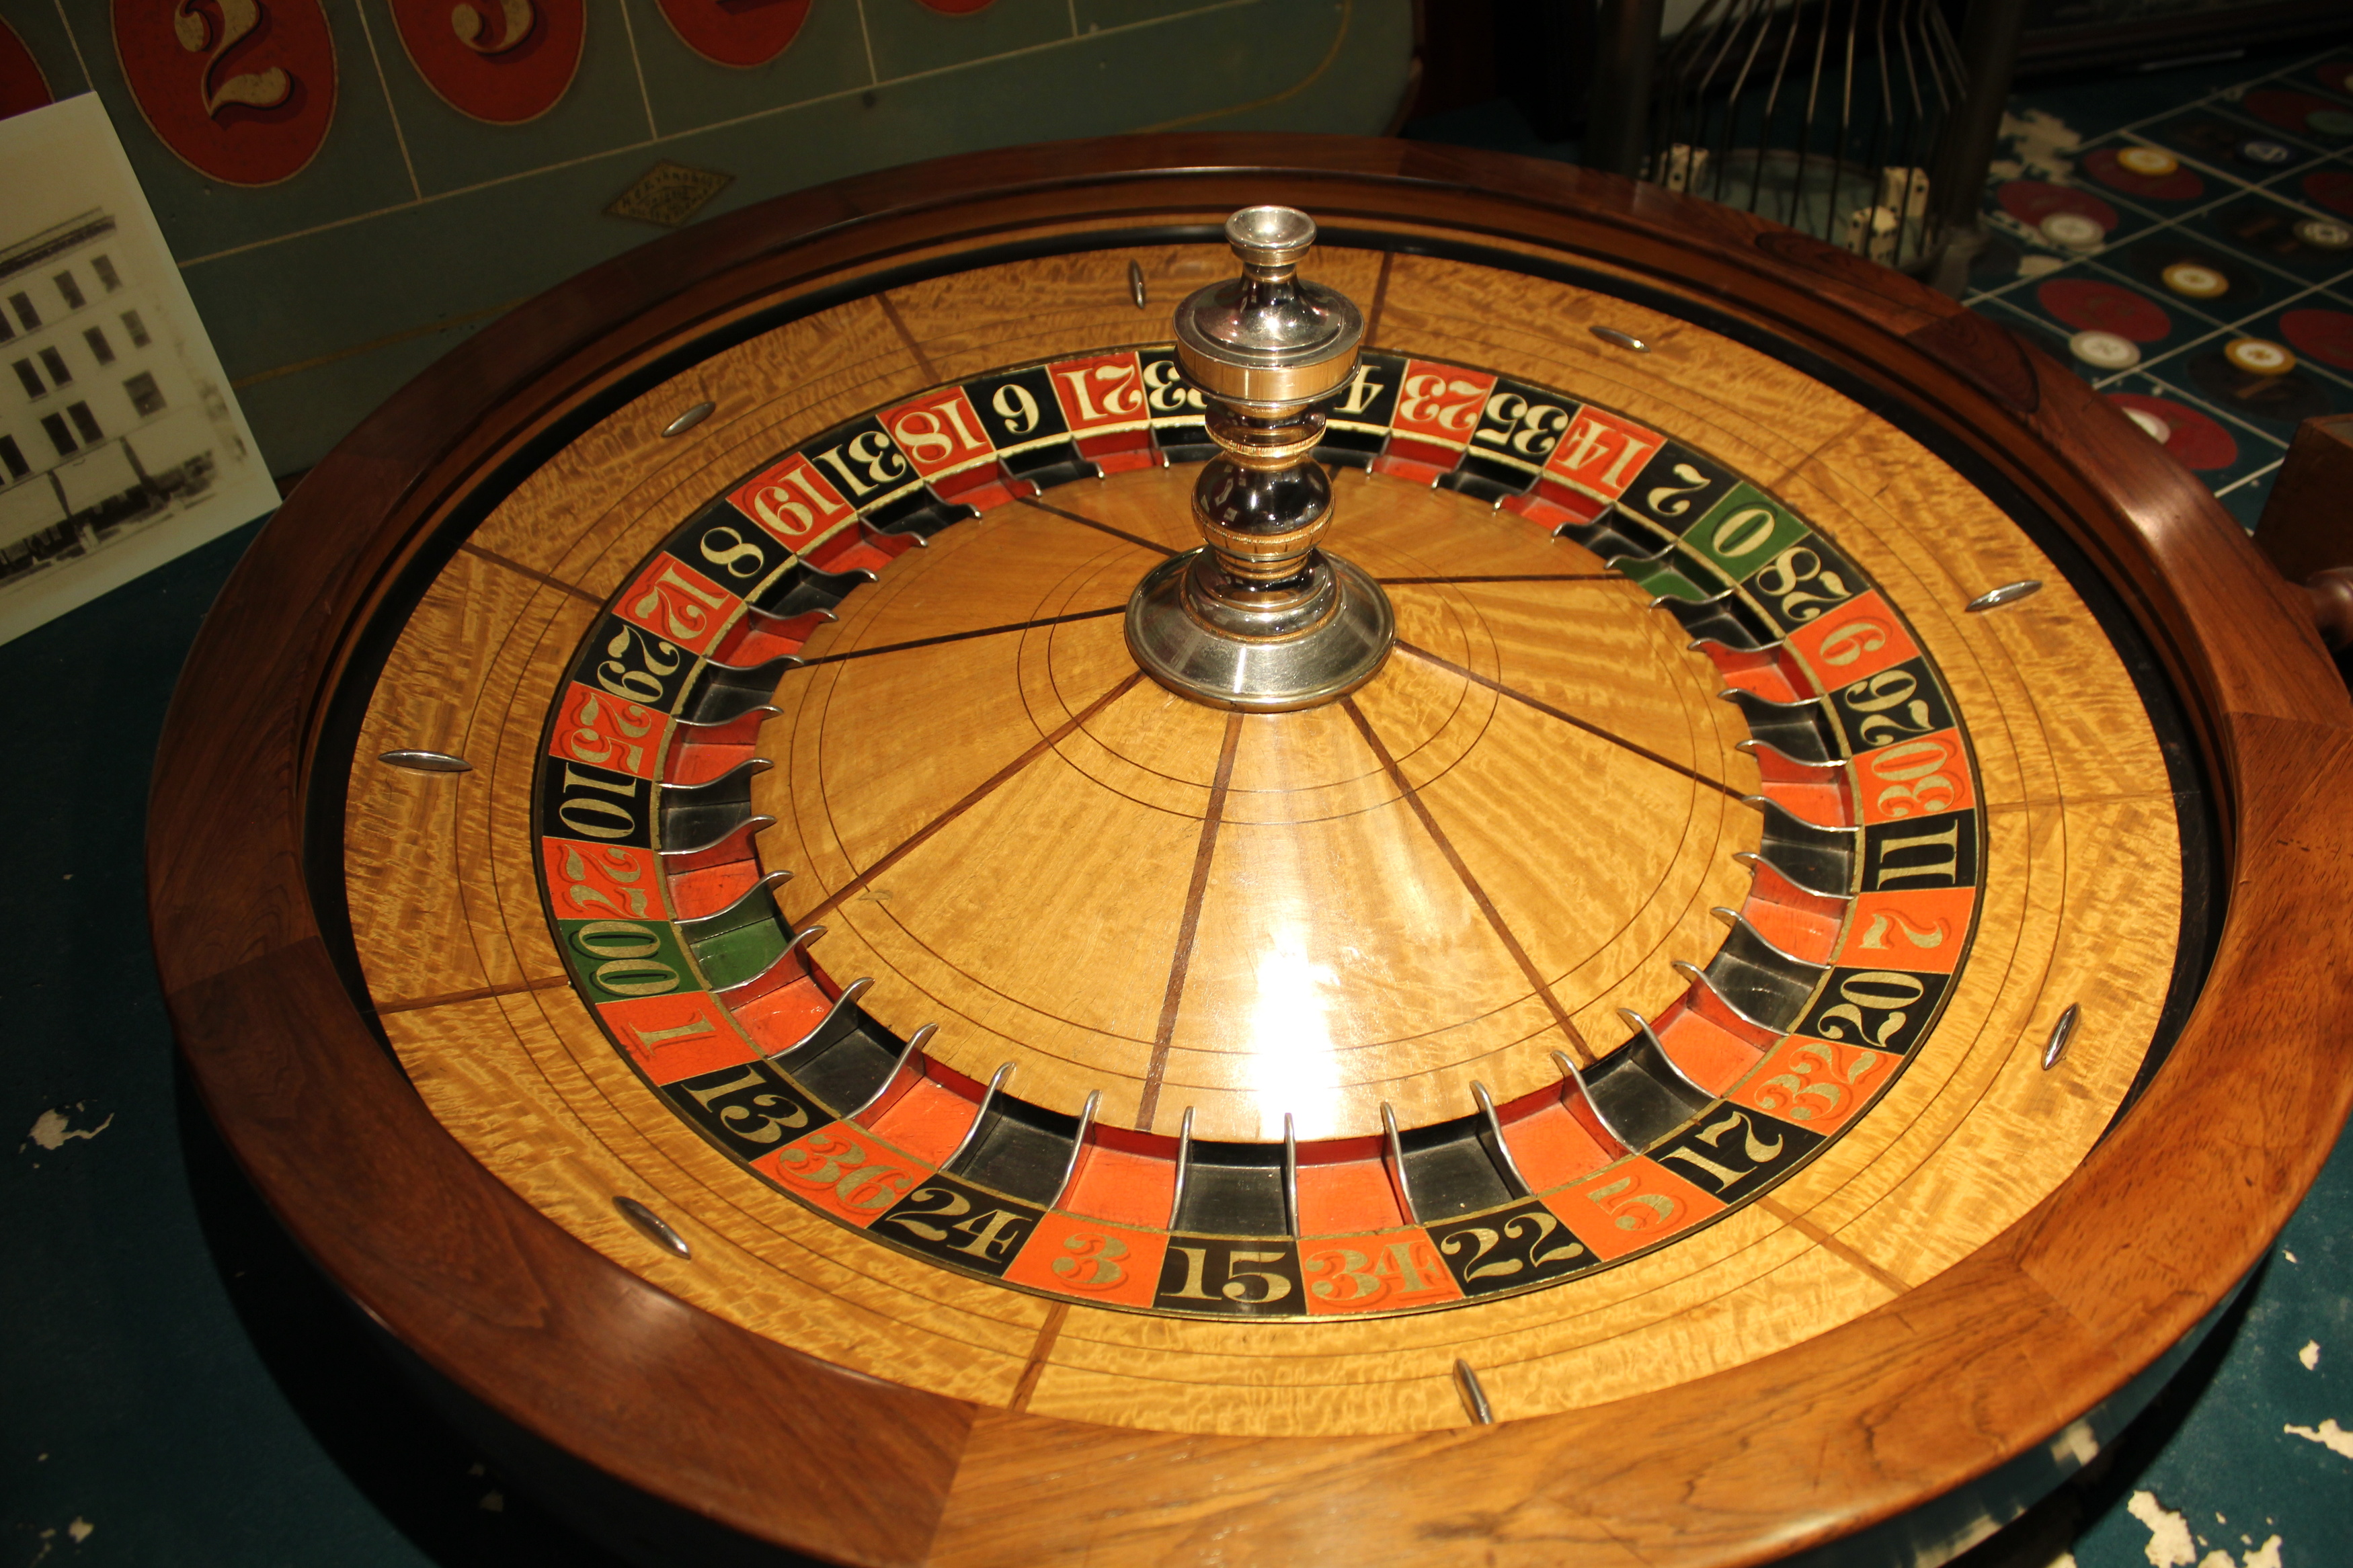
(992, 383), (1041, 435)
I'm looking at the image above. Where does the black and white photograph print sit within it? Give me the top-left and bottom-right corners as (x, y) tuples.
(0, 93), (276, 645)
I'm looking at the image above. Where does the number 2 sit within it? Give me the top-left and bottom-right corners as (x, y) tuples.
(175, 0), (290, 116)
(883, 1187), (1029, 1262)
(450, 0), (535, 52)
(1817, 971), (1928, 1047)
(1641, 462), (1710, 518)
(630, 564), (728, 643)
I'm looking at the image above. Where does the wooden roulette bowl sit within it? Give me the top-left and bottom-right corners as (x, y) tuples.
(146, 135), (2353, 1567)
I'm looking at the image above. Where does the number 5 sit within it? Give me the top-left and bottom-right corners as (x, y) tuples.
(1220, 1250), (1293, 1305)
(1584, 1173), (1680, 1233)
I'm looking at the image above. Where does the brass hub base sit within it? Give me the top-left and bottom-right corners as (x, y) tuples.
(1124, 548), (1395, 712)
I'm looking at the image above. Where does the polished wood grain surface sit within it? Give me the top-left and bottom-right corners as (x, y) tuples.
(151, 139), (2353, 1565)
(754, 468), (1753, 1143)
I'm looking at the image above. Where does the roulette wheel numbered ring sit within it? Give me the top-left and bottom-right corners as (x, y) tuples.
(147, 136), (2353, 1567)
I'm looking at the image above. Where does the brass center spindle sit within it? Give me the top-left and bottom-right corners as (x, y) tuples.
(1123, 207), (1396, 712)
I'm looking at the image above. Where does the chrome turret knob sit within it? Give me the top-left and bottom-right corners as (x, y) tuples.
(1125, 207), (1395, 712)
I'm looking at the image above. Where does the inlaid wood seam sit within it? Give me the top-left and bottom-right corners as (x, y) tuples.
(1398, 638), (1747, 802)
(1363, 248), (1394, 344)
(873, 291), (939, 383)
(1378, 573), (1616, 585)
(1016, 495), (1179, 557)
(803, 605), (1125, 666)
(1343, 696), (1596, 1064)
(797, 671), (1148, 925)
(377, 973), (574, 1016)
(458, 542), (603, 606)
(1006, 1302), (1070, 1412)
(1757, 1196), (1915, 1296)
(1135, 710), (1245, 1132)
(1783, 405), (1883, 494)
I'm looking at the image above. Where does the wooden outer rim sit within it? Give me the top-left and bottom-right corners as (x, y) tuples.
(147, 136), (2353, 1567)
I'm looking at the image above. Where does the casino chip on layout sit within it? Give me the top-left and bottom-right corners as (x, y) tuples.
(2159, 261), (2228, 300)
(2224, 338), (2297, 376)
(2040, 211), (2106, 250)
(2116, 147), (2180, 177)
(2106, 393), (2238, 470)
(2070, 330), (2142, 371)
(2239, 139), (2295, 166)
(2295, 218), (2353, 251)
(2033, 211), (2108, 251)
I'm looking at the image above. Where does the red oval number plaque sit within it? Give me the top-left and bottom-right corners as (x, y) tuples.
(653, 0), (809, 69)
(389, 0), (583, 124)
(112, 0), (337, 185)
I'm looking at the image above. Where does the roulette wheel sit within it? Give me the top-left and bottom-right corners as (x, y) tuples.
(147, 136), (2353, 1567)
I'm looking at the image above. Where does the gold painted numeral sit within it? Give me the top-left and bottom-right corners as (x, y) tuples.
(175, 0), (291, 116)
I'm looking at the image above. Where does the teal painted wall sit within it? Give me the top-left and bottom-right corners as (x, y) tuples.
(0, 0), (1412, 473)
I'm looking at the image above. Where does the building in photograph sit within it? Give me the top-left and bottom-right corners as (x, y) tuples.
(0, 208), (249, 585)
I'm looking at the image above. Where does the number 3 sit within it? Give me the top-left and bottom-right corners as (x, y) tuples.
(1051, 1232), (1129, 1289)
